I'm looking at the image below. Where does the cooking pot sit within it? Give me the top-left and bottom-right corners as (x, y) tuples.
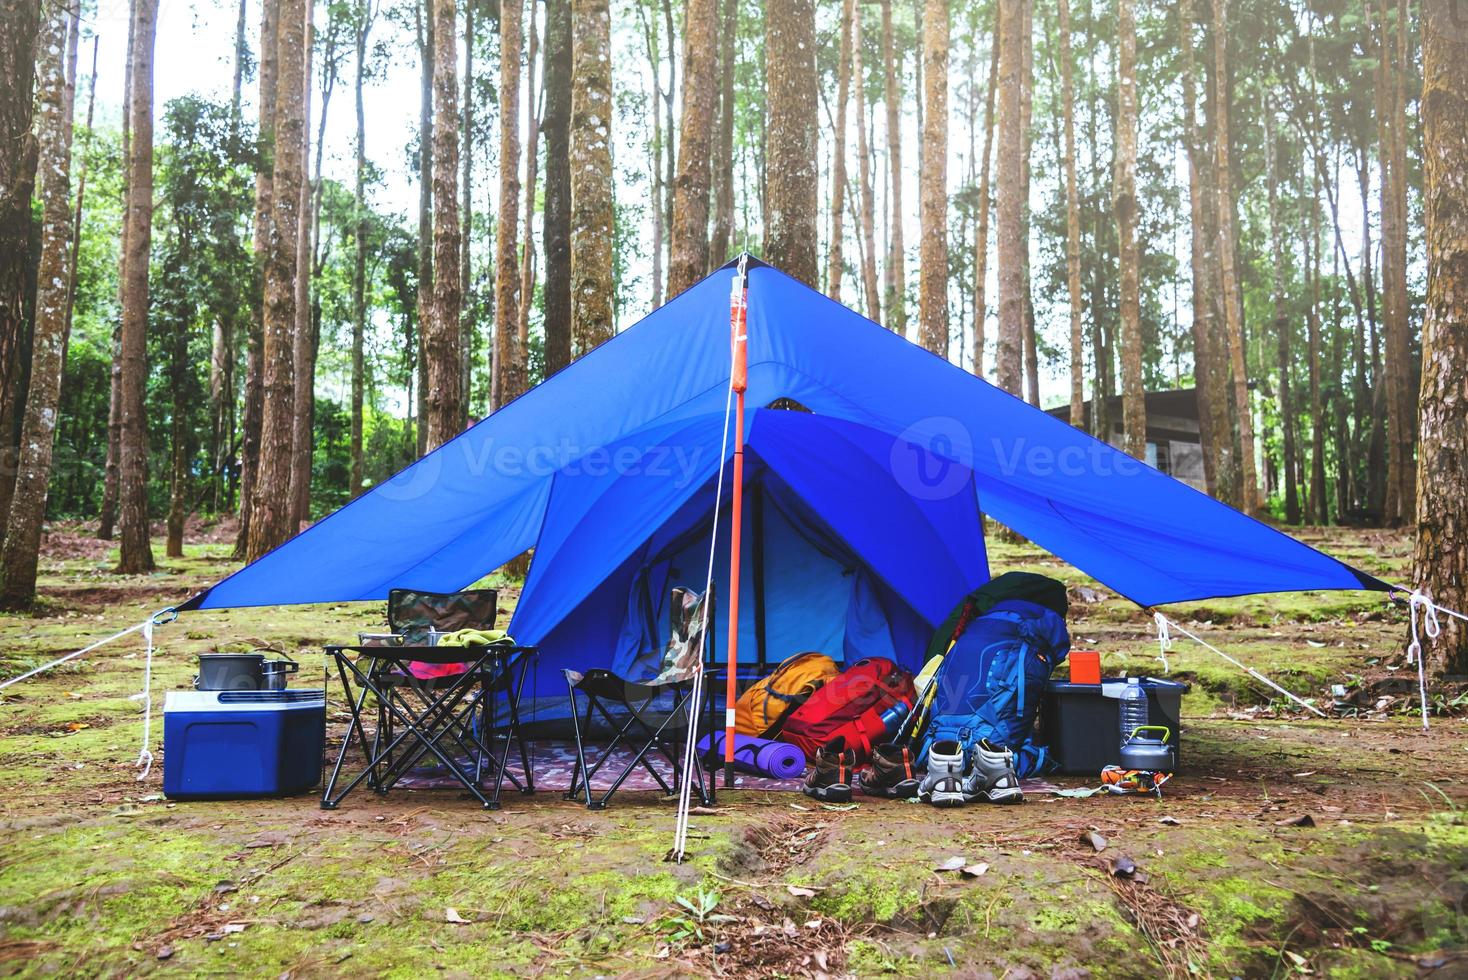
(195, 653), (265, 691)
(259, 656), (299, 691)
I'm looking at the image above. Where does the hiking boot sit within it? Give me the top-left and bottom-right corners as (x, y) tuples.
(857, 742), (920, 799)
(803, 737), (856, 803)
(918, 739), (968, 807)
(962, 739), (1023, 804)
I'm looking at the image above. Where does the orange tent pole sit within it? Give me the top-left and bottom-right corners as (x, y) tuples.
(724, 266), (749, 779)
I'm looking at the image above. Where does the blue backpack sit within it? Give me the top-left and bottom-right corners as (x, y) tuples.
(918, 598), (1070, 777)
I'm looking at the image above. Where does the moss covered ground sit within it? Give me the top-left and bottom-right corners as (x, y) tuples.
(0, 523), (1464, 977)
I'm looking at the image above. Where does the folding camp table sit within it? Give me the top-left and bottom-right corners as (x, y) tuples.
(321, 643), (536, 810)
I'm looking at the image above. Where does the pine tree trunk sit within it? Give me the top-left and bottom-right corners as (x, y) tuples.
(542, 0), (572, 373)
(1210, 0), (1259, 514)
(237, 0), (278, 556)
(0, 0), (39, 545)
(414, 0), (432, 450)
(972, 11), (997, 377)
(764, 0), (818, 286)
(1414, 0), (1468, 676)
(707, 0), (738, 271)
(350, 0), (372, 498)
(0, 0), (72, 605)
(493, 0), (523, 402)
(570, 0), (614, 356)
(116, 0), (157, 573)
(826, 0), (853, 302)
(1306, 162), (1327, 524)
(460, 0), (473, 424)
(1114, 0), (1144, 458)
(1265, 99), (1299, 523)
(853, 5), (879, 322)
(1380, 0), (1414, 526)
(247, 0), (306, 562)
(289, 15), (313, 527)
(994, 0), (1024, 396)
(517, 6), (540, 354)
(916, 0), (947, 356)
(643, 6), (664, 308)
(423, 0), (462, 450)
(880, 0), (905, 335)
(668, 0), (717, 298)
(1059, 0), (1083, 426)
(1019, 0), (1037, 406)
(1178, 0), (1228, 500)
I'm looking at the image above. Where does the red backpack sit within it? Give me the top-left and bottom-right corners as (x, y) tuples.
(776, 658), (916, 762)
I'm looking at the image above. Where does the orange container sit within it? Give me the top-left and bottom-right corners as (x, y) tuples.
(1069, 650), (1102, 685)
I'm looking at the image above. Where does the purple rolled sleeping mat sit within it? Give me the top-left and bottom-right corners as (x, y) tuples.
(696, 731), (808, 780)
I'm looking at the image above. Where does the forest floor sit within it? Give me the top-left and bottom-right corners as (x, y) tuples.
(0, 522), (1465, 978)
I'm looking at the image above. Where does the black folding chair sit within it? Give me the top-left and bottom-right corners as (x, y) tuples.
(563, 586), (716, 810)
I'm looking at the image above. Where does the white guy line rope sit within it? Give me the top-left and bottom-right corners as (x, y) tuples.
(1159, 614), (1328, 718)
(672, 257), (746, 863)
(1153, 612), (1172, 673)
(1405, 592), (1441, 732)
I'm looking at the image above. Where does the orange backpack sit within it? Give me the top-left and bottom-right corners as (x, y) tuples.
(734, 652), (839, 737)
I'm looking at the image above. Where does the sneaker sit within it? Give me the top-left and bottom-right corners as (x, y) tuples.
(857, 742), (920, 799)
(803, 737), (856, 803)
(918, 739), (968, 807)
(962, 739), (1023, 804)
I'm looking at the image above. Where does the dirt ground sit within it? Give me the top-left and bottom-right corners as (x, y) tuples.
(0, 523), (1465, 978)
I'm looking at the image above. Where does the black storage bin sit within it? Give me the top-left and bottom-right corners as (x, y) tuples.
(1038, 677), (1187, 775)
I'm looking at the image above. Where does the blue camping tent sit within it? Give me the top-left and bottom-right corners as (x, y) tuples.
(181, 258), (1385, 687)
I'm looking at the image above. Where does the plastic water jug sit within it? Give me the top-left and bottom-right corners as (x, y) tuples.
(1119, 676), (1149, 743)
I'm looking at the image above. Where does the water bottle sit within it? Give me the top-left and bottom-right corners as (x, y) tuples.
(1119, 676), (1149, 746)
(878, 700), (910, 739)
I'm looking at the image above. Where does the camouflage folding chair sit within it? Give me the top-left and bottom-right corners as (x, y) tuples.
(564, 586), (716, 810)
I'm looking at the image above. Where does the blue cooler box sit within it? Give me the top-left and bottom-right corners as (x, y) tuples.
(163, 689), (326, 799)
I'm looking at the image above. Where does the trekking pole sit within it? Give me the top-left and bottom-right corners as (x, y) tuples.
(894, 670), (941, 747)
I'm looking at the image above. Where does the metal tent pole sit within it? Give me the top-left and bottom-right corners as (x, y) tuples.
(723, 259), (749, 786)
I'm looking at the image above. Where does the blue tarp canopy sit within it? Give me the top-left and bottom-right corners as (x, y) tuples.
(182, 258), (1386, 676)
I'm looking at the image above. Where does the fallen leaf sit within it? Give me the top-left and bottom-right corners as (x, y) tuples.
(1109, 855), (1138, 878)
(688, 806), (719, 816)
(155, 947), (173, 961)
(960, 863), (989, 878)
(444, 907), (471, 924)
(933, 855), (967, 872)
(820, 802), (859, 811)
(221, 923), (246, 935)
(1275, 813), (1316, 828)
(1158, 816), (1180, 826)
(786, 884), (816, 898)
(1082, 830), (1108, 852)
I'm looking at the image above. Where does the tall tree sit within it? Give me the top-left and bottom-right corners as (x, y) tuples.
(542, 0), (572, 374)
(1114, 0), (1144, 458)
(289, 12), (315, 527)
(1059, 0), (1082, 426)
(0, 0), (40, 541)
(707, 0), (738, 271)
(0, 0), (73, 605)
(237, 0), (279, 556)
(668, 0), (717, 297)
(570, 0), (614, 355)
(1210, 0), (1259, 514)
(972, 11), (998, 377)
(117, 0), (158, 573)
(853, 3), (879, 321)
(916, 0), (947, 356)
(1306, 160), (1327, 522)
(1265, 97), (1299, 523)
(413, 0), (432, 452)
(1177, 0), (1230, 500)
(423, 0), (463, 450)
(350, 0), (375, 497)
(247, 0), (306, 561)
(518, 4), (542, 360)
(826, 0), (854, 302)
(1414, 0), (1468, 675)
(1380, 0), (1413, 525)
(459, 0), (474, 424)
(993, 0), (1024, 396)
(764, 0), (818, 285)
(494, 0), (523, 403)
(1018, 0), (1036, 405)
(880, 0), (905, 335)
